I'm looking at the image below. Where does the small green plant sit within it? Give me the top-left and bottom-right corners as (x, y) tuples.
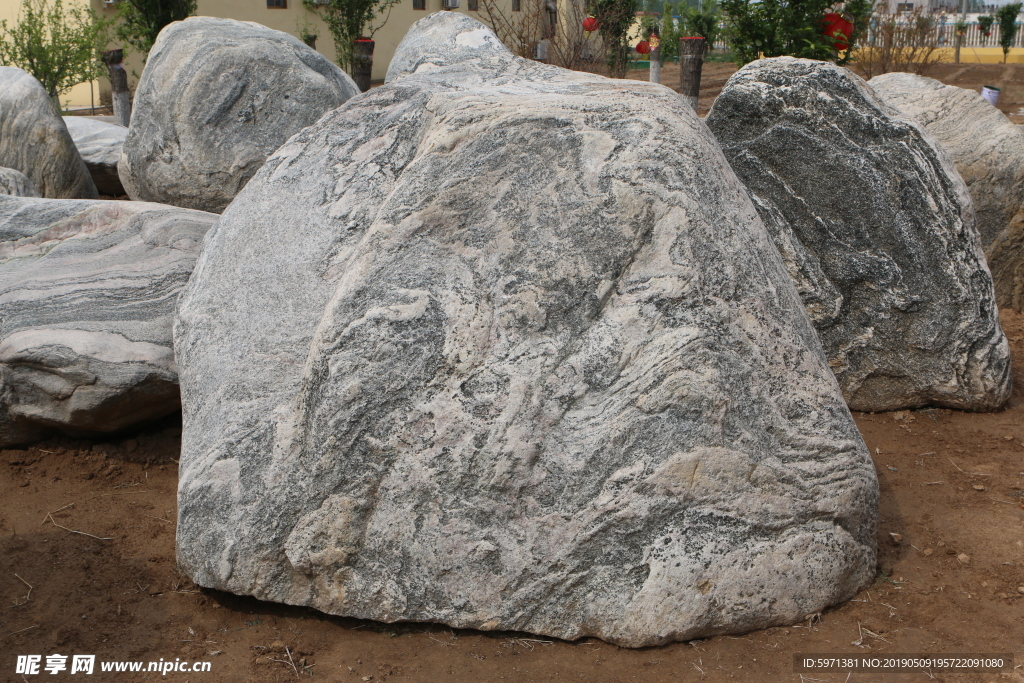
(0, 0), (110, 100)
(995, 2), (1022, 63)
(302, 0), (401, 74)
(720, 0), (871, 66)
(114, 0), (197, 59)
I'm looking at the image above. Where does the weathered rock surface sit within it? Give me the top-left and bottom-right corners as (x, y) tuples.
(0, 67), (98, 200)
(987, 206), (1024, 312)
(118, 17), (360, 213)
(869, 72), (1024, 248)
(63, 116), (127, 196)
(0, 196), (217, 447)
(706, 57), (1011, 412)
(0, 167), (39, 197)
(175, 13), (878, 648)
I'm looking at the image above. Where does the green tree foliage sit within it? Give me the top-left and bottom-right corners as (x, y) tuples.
(977, 13), (994, 38)
(681, 0), (720, 49)
(588, 0), (638, 77)
(996, 2), (1021, 63)
(114, 0), (196, 58)
(660, 3), (680, 60)
(302, 0), (401, 74)
(720, 0), (870, 66)
(0, 0), (109, 100)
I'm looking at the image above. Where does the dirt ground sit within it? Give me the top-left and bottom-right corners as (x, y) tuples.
(5, 65), (1024, 683)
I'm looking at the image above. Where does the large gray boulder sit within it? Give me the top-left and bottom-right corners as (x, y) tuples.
(706, 57), (1011, 412)
(0, 196), (217, 447)
(0, 167), (39, 197)
(175, 13), (877, 648)
(0, 67), (98, 200)
(118, 17), (361, 213)
(63, 116), (127, 196)
(869, 72), (1024, 248)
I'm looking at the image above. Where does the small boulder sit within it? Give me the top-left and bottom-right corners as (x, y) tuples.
(706, 57), (1011, 412)
(119, 17), (360, 213)
(0, 167), (40, 197)
(0, 196), (217, 447)
(63, 116), (127, 196)
(0, 67), (98, 199)
(175, 14), (878, 648)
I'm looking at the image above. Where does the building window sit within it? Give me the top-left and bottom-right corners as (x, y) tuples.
(267, 0), (286, 7)
(413, 0), (425, 8)
(512, 0), (520, 9)
(468, 0), (477, 9)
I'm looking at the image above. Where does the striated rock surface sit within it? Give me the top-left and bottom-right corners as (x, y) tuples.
(0, 167), (39, 197)
(706, 57), (1011, 412)
(987, 207), (1024, 312)
(175, 14), (878, 648)
(0, 67), (98, 200)
(63, 116), (127, 196)
(0, 196), (217, 447)
(119, 17), (360, 213)
(869, 72), (1024, 248)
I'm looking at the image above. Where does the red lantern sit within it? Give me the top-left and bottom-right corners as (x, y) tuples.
(984, 30), (991, 36)
(635, 40), (651, 55)
(583, 17), (599, 32)
(821, 12), (854, 51)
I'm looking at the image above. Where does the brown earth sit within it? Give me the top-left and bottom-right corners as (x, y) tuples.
(4, 66), (1024, 683)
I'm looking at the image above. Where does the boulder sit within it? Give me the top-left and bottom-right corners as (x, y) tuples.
(987, 207), (1024, 312)
(706, 57), (1011, 412)
(0, 196), (217, 447)
(118, 17), (361, 213)
(175, 13), (878, 648)
(0, 67), (98, 200)
(63, 116), (127, 196)
(869, 72), (1024, 248)
(0, 167), (40, 197)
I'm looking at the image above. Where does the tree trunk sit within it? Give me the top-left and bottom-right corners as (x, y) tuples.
(102, 49), (131, 127)
(678, 37), (705, 111)
(353, 39), (374, 93)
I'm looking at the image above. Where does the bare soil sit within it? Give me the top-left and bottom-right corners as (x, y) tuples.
(3, 67), (1024, 683)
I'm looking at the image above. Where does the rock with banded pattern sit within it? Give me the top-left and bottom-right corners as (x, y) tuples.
(0, 196), (217, 446)
(0, 167), (39, 197)
(175, 13), (878, 648)
(0, 67), (97, 199)
(118, 17), (360, 213)
(63, 117), (127, 196)
(706, 57), (1011, 412)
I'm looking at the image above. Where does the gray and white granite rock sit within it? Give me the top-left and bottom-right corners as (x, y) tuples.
(0, 167), (39, 197)
(118, 17), (361, 213)
(706, 57), (1011, 412)
(0, 196), (217, 447)
(0, 67), (98, 200)
(869, 72), (1024, 248)
(987, 206), (1024, 312)
(63, 116), (127, 196)
(175, 13), (878, 648)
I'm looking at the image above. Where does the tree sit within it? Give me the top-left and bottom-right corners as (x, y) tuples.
(302, 0), (401, 74)
(720, 0), (870, 66)
(660, 3), (681, 60)
(996, 2), (1022, 64)
(0, 0), (109, 100)
(115, 0), (197, 58)
(588, 0), (638, 77)
(680, 0), (720, 51)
